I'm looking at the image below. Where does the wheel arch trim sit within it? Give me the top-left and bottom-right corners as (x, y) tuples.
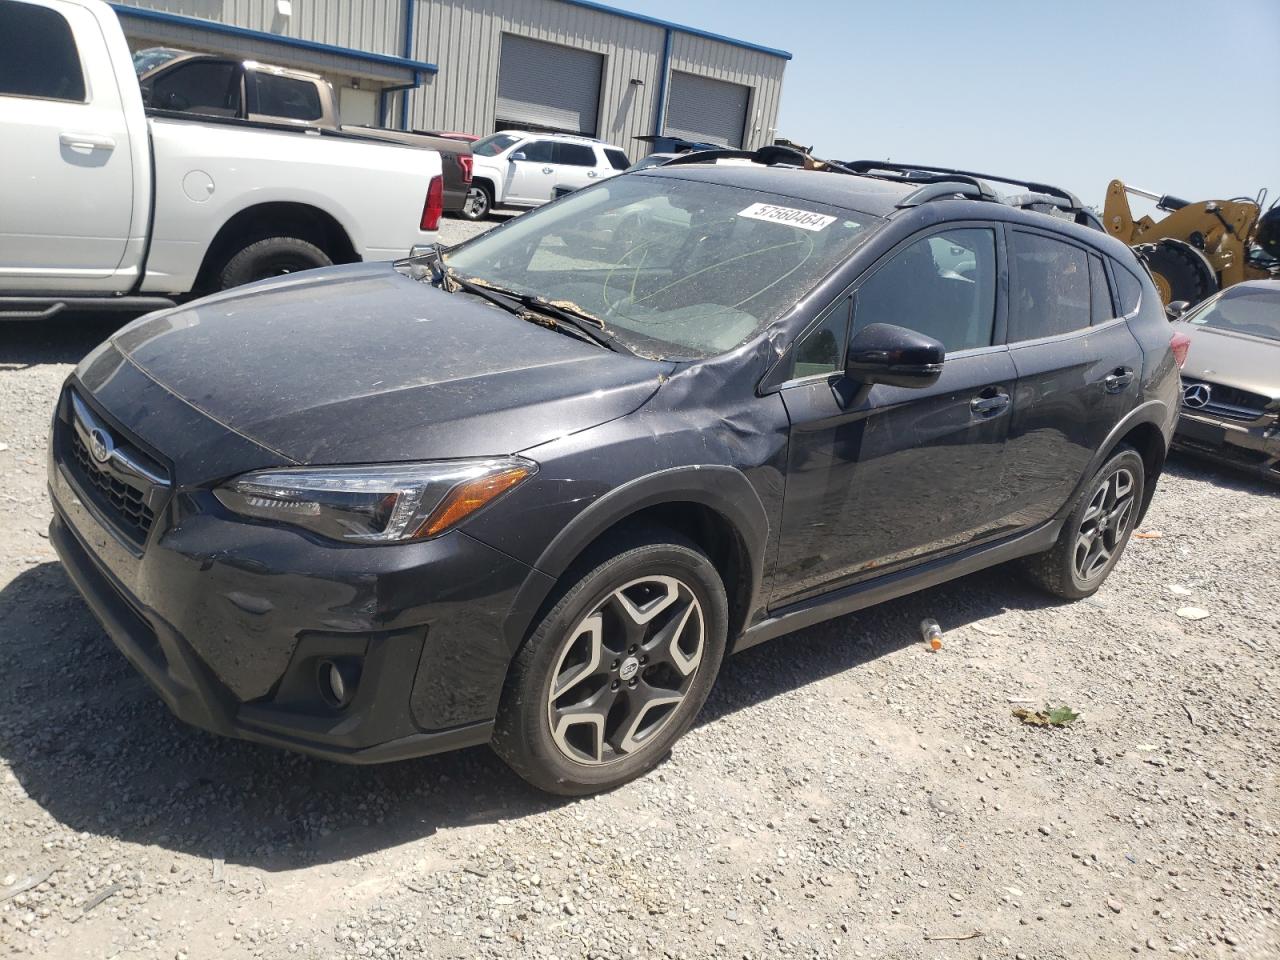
(500, 465), (770, 654)
(1058, 399), (1171, 526)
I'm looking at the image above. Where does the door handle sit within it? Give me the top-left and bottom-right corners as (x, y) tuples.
(60, 132), (116, 150)
(541, 166), (554, 174)
(587, 171), (599, 178)
(970, 389), (1010, 415)
(1104, 367), (1135, 393)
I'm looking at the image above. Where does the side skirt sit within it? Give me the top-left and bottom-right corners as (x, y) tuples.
(735, 520), (1062, 652)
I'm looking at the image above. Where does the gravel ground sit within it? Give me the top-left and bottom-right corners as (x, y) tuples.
(1, 214), (1277, 959)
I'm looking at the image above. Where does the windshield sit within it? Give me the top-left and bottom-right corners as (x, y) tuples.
(1188, 287), (1280, 341)
(472, 133), (522, 157)
(132, 48), (184, 77)
(443, 174), (874, 359)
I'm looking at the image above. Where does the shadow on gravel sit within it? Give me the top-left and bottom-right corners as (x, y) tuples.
(0, 314), (127, 369)
(1165, 449), (1280, 498)
(704, 565), (1057, 726)
(0, 554), (1058, 872)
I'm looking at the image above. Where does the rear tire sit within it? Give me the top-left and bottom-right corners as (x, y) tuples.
(492, 530), (727, 795)
(1019, 445), (1145, 600)
(218, 236), (331, 290)
(461, 183), (493, 221)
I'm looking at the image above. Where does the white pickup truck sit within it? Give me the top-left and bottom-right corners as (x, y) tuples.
(0, 0), (441, 320)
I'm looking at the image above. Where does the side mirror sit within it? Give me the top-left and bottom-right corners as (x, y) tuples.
(510, 150), (527, 162)
(845, 323), (945, 388)
(1165, 300), (1191, 321)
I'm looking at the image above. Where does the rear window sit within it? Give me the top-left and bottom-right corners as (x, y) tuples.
(605, 149), (631, 171)
(472, 133), (521, 157)
(557, 143), (597, 167)
(133, 48), (184, 77)
(0, 0), (85, 102)
(1112, 262), (1143, 315)
(251, 72), (322, 122)
(1088, 253), (1114, 323)
(147, 60), (241, 117)
(1009, 231), (1091, 341)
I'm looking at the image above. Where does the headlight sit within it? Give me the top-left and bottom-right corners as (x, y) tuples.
(213, 458), (536, 543)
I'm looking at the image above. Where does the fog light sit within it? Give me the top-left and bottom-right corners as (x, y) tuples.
(318, 659), (360, 709)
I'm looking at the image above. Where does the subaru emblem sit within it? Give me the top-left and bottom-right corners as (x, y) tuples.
(89, 427), (113, 463)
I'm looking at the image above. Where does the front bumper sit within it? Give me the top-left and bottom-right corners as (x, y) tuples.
(1173, 410), (1280, 481)
(48, 387), (554, 764)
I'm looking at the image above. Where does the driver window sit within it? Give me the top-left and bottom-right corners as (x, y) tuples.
(518, 140), (556, 163)
(853, 228), (997, 352)
(147, 60), (242, 117)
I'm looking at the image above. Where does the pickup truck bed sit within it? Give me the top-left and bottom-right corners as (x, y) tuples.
(0, 0), (440, 316)
(135, 49), (472, 214)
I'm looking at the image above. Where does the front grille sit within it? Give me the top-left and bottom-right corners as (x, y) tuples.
(1181, 377), (1271, 422)
(70, 429), (156, 541)
(59, 390), (171, 548)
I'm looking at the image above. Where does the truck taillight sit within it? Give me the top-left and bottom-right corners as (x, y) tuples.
(457, 154), (473, 184)
(421, 175), (444, 232)
(1170, 331), (1191, 368)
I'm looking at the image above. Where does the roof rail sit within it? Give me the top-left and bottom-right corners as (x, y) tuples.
(897, 181), (994, 206)
(844, 161), (1082, 208)
(662, 144), (861, 173)
(659, 150), (1103, 231)
(1003, 192), (1104, 230)
(843, 160), (1103, 230)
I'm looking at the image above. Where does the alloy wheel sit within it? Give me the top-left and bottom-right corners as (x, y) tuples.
(1073, 467), (1136, 583)
(546, 575), (704, 765)
(465, 186), (489, 219)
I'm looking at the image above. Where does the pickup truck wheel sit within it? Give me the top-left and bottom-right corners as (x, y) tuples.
(218, 237), (332, 290)
(461, 184), (492, 221)
(492, 531), (727, 795)
(1018, 445), (1145, 600)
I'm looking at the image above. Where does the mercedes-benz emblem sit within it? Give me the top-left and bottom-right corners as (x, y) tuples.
(88, 427), (113, 463)
(1182, 383), (1212, 409)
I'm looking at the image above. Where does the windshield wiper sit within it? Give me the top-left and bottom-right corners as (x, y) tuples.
(446, 273), (631, 355)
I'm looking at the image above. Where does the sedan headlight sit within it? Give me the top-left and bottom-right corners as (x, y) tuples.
(213, 458), (536, 543)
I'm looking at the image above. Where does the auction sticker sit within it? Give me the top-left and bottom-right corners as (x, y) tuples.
(737, 202), (835, 231)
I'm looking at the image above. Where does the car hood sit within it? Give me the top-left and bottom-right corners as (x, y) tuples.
(1172, 321), (1280, 399)
(109, 262), (671, 464)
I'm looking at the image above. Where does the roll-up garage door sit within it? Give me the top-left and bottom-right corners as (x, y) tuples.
(495, 34), (602, 135)
(665, 71), (750, 147)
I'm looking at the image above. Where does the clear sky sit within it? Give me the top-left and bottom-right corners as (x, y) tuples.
(624, 0), (1280, 211)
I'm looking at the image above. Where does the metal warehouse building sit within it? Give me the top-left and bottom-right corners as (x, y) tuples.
(111, 0), (791, 160)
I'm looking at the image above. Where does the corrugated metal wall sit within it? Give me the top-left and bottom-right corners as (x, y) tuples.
(669, 31), (783, 152)
(116, 0), (788, 159)
(117, 0), (403, 58)
(407, 0), (785, 158)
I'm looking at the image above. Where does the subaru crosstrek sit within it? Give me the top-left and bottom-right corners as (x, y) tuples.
(49, 151), (1183, 794)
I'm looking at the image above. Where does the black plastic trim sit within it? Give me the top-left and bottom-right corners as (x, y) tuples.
(738, 520), (1061, 651)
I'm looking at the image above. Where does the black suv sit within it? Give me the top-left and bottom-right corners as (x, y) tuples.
(49, 152), (1181, 794)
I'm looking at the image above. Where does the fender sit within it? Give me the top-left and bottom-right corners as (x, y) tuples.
(1054, 398), (1172, 526)
(500, 465), (771, 653)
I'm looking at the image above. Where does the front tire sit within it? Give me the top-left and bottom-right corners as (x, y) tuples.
(492, 531), (728, 795)
(1019, 445), (1145, 600)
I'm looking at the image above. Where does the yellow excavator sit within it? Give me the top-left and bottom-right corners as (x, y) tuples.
(1102, 180), (1280, 306)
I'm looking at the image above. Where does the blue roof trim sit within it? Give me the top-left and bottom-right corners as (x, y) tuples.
(558, 0), (793, 60)
(110, 4), (440, 75)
